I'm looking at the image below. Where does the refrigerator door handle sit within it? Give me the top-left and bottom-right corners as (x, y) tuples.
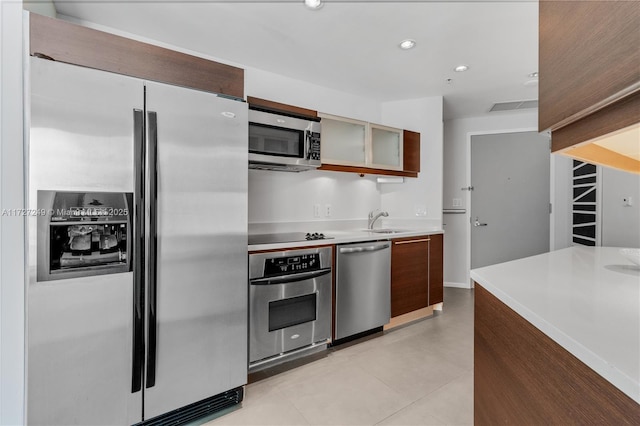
(132, 109), (145, 393)
(146, 110), (159, 389)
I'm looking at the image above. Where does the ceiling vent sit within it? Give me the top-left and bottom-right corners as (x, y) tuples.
(489, 100), (538, 112)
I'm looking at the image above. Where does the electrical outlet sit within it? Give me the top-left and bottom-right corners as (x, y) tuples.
(313, 204), (321, 218)
(325, 204), (332, 217)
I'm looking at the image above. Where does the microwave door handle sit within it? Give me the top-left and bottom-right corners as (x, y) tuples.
(304, 130), (311, 160)
(250, 268), (331, 285)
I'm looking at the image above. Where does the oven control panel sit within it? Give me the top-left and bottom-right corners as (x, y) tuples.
(264, 253), (321, 276)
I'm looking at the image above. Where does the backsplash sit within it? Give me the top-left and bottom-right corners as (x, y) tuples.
(248, 169), (381, 224)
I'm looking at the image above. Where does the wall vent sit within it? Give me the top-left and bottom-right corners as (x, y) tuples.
(489, 99), (538, 112)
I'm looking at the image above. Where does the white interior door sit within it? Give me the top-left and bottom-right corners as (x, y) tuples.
(470, 131), (550, 270)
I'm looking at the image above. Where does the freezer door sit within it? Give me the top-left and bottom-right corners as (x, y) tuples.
(143, 81), (248, 419)
(27, 57), (143, 425)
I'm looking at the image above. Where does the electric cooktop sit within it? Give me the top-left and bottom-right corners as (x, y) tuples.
(248, 232), (333, 246)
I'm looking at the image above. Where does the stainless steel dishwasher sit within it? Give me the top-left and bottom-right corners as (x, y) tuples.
(335, 240), (391, 340)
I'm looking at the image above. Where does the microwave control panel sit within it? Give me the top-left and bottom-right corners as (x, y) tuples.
(264, 253), (321, 276)
(307, 131), (321, 161)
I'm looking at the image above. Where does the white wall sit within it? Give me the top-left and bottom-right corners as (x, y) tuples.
(551, 154), (573, 250)
(248, 170), (381, 225)
(550, 155), (640, 251)
(601, 167), (640, 248)
(442, 111), (538, 287)
(0, 2), (26, 424)
(245, 67), (381, 123)
(380, 97), (444, 223)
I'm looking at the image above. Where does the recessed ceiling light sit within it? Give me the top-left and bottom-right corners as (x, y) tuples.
(399, 39), (416, 50)
(304, 0), (323, 10)
(454, 65), (469, 72)
(528, 71), (539, 78)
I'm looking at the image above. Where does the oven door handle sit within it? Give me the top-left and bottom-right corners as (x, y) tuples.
(250, 268), (332, 285)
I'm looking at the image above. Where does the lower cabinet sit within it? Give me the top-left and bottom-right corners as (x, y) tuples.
(390, 233), (443, 318)
(474, 284), (640, 424)
(429, 233), (444, 305)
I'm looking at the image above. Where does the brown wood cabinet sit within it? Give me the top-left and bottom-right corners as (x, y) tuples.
(391, 236), (429, 317)
(428, 233), (443, 305)
(402, 130), (420, 174)
(29, 13), (244, 99)
(475, 284), (640, 425)
(539, 1), (640, 156)
(246, 96), (318, 120)
(320, 132), (421, 177)
(390, 233), (443, 317)
(319, 116), (421, 178)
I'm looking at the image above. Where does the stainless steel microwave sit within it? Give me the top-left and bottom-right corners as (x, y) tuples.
(248, 108), (321, 172)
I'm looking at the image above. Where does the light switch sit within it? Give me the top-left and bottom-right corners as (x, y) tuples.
(453, 198), (462, 207)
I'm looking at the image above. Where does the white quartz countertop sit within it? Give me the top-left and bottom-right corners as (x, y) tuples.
(470, 246), (640, 403)
(248, 227), (443, 252)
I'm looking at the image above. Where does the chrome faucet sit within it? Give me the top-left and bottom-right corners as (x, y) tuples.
(368, 210), (389, 229)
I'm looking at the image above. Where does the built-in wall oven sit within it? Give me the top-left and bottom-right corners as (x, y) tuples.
(249, 246), (332, 371)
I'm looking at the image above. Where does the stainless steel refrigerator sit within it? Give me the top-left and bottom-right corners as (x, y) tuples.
(26, 57), (248, 425)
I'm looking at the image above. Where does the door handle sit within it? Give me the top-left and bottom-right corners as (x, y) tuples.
(131, 109), (145, 394)
(474, 217), (488, 227)
(250, 268), (331, 285)
(146, 111), (158, 389)
(393, 238), (430, 245)
(339, 243), (390, 254)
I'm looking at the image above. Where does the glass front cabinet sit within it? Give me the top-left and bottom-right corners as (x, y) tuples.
(320, 113), (403, 171)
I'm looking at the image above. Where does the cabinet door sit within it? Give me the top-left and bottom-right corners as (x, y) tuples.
(403, 130), (420, 173)
(391, 237), (429, 317)
(320, 115), (367, 166)
(428, 234), (444, 305)
(370, 124), (403, 170)
(539, 1), (640, 132)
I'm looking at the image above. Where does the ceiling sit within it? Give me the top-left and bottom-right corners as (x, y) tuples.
(50, 0), (539, 120)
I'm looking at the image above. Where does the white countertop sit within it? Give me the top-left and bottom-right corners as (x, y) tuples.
(248, 227), (443, 252)
(471, 246), (640, 403)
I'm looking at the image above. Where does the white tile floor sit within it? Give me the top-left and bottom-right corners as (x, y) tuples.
(205, 288), (474, 426)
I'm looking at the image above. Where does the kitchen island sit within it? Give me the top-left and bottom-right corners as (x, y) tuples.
(471, 246), (640, 424)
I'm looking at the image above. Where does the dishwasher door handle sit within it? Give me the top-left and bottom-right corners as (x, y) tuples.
(339, 244), (390, 254)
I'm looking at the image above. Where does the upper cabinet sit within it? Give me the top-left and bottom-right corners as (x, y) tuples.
(29, 13), (244, 99)
(320, 115), (367, 165)
(319, 113), (420, 177)
(246, 96), (318, 120)
(370, 124), (403, 170)
(539, 1), (640, 173)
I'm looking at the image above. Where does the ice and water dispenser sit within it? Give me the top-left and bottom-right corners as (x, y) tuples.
(37, 191), (133, 281)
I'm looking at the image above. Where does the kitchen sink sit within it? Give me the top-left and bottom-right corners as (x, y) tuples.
(364, 229), (409, 234)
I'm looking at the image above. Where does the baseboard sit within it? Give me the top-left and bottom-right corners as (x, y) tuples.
(445, 281), (471, 289)
(384, 306), (434, 330)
